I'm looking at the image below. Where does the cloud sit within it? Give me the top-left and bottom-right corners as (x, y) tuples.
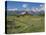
(31, 4), (45, 12)
(35, 8), (39, 11)
(8, 8), (18, 11)
(31, 8), (36, 12)
(39, 5), (45, 11)
(22, 4), (27, 8)
(31, 7), (44, 12)
(40, 4), (43, 7)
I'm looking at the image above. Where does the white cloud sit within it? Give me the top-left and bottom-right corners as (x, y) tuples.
(39, 4), (45, 11)
(36, 8), (39, 11)
(24, 8), (31, 11)
(40, 4), (43, 7)
(8, 8), (18, 11)
(22, 4), (27, 8)
(31, 8), (36, 12)
(31, 7), (45, 12)
(35, 8), (40, 12)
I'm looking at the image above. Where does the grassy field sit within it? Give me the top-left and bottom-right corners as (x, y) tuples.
(7, 15), (44, 34)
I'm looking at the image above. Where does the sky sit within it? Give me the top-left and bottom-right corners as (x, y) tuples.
(6, 1), (44, 11)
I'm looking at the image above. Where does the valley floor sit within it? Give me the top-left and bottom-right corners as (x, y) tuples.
(6, 15), (44, 34)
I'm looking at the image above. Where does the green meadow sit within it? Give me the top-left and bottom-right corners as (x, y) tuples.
(7, 15), (44, 34)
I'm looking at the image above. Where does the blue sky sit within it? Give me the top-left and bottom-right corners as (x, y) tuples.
(7, 1), (44, 10)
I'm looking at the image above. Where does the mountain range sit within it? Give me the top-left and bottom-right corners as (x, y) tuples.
(6, 9), (44, 16)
